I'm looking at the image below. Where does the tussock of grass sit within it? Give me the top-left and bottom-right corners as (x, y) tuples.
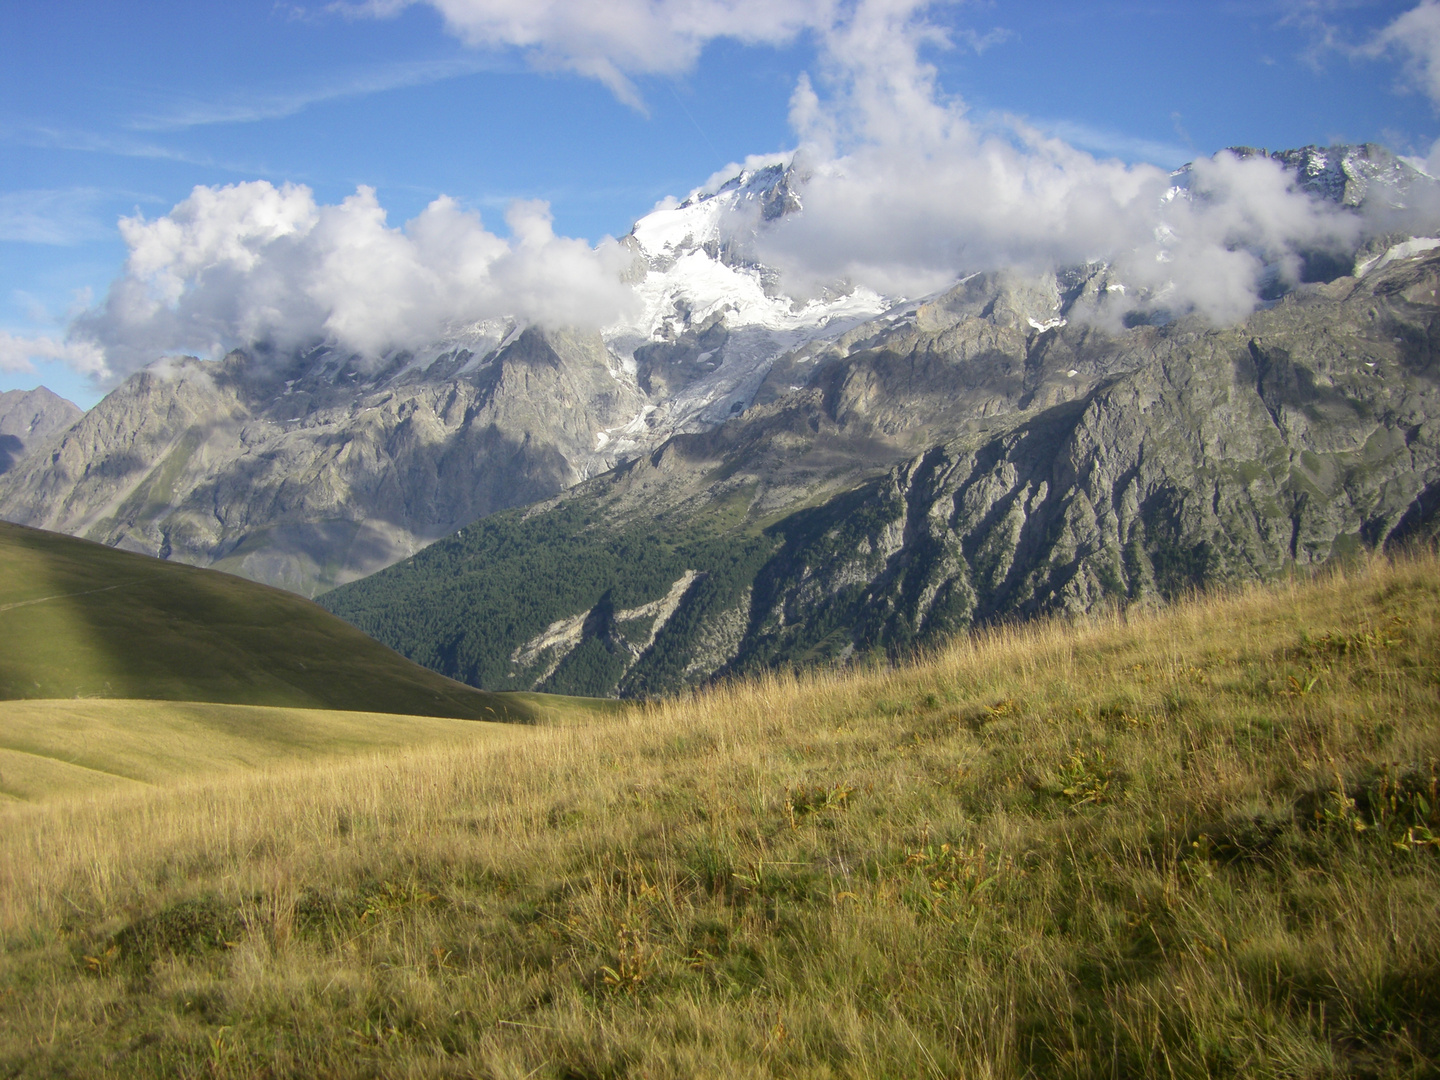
(2, 555), (1439, 1077)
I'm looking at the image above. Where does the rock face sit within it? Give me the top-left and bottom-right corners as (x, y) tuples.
(0, 330), (646, 595)
(321, 246), (1440, 697)
(0, 163), (881, 596)
(0, 387), (81, 476)
(1226, 143), (1426, 210)
(2, 145), (1435, 606)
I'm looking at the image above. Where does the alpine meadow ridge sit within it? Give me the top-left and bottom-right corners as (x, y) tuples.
(1, 554), (1438, 1076)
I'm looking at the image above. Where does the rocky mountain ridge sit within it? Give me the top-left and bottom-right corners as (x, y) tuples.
(1, 144), (1435, 601)
(321, 241), (1440, 697)
(0, 387), (81, 476)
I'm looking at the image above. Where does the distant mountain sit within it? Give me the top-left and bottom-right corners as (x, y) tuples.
(1222, 143), (1430, 210)
(0, 387), (81, 476)
(0, 520), (538, 720)
(320, 242), (1440, 697)
(0, 145), (1435, 605)
(0, 330), (649, 596)
(0, 163), (880, 596)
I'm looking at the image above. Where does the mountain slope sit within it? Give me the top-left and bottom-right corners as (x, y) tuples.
(0, 387), (81, 476)
(321, 244), (1440, 698)
(6, 554), (1438, 1076)
(0, 699), (511, 803)
(0, 521), (538, 720)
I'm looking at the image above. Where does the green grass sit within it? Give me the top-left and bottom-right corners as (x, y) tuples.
(0, 521), (547, 722)
(1, 554), (1438, 1077)
(0, 699), (516, 802)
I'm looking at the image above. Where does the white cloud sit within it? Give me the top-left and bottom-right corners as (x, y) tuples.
(736, 1), (1376, 324)
(69, 181), (640, 380)
(337, 0), (842, 108)
(1368, 0), (1440, 105)
(0, 332), (107, 377)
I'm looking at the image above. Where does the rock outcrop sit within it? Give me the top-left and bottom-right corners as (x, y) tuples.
(0, 330), (644, 595)
(0, 387), (81, 476)
(322, 246), (1440, 696)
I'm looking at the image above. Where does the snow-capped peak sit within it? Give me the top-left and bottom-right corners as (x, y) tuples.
(616, 159), (884, 341)
(629, 157), (800, 262)
(597, 157), (890, 451)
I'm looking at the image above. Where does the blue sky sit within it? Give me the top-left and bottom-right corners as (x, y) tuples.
(2, 0), (1436, 407)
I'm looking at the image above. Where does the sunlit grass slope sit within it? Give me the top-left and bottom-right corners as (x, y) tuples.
(2, 554), (1438, 1078)
(0, 699), (515, 802)
(0, 521), (535, 721)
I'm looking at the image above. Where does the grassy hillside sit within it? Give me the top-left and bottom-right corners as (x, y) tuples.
(2, 554), (1439, 1077)
(0, 521), (539, 721)
(0, 699), (516, 803)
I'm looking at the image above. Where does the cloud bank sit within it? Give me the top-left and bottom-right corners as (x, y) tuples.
(68, 181), (638, 380)
(43, 0), (1440, 386)
(747, 2), (1373, 324)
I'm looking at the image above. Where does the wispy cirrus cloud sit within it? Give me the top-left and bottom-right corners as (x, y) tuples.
(129, 53), (516, 131)
(0, 188), (122, 245)
(6, 126), (277, 175)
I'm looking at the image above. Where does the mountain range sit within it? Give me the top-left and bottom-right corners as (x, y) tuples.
(0, 162), (882, 596)
(2, 144), (1438, 698)
(319, 231), (1440, 696)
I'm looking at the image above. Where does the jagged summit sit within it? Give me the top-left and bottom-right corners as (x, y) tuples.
(5, 143), (1438, 602)
(615, 158), (882, 346)
(595, 159), (889, 453)
(1172, 143), (1436, 212)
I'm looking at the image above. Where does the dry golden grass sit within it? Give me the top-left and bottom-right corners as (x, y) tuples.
(1, 554), (1438, 1078)
(0, 699), (515, 802)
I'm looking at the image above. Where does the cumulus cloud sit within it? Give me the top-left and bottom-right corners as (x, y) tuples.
(69, 181), (639, 380)
(0, 332), (106, 377)
(741, 0), (1380, 324)
(337, 0), (839, 108)
(1368, 0), (1440, 106)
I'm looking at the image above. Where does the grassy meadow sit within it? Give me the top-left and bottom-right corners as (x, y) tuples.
(0, 521), (534, 721)
(0, 699), (516, 803)
(1, 554), (1438, 1077)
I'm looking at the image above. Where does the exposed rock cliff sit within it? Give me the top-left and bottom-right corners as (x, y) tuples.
(0, 330), (644, 595)
(321, 245), (1440, 696)
(0, 387), (81, 476)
